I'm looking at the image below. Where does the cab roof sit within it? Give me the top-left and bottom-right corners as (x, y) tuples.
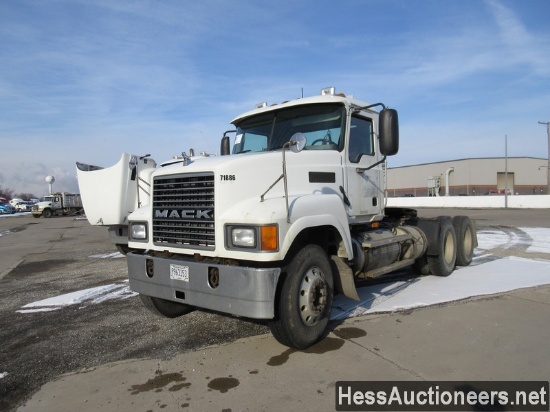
(231, 88), (375, 125)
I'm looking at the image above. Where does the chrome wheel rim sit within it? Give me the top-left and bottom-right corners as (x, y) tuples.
(298, 267), (327, 326)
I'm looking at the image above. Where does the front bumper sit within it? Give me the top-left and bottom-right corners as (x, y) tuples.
(127, 253), (281, 319)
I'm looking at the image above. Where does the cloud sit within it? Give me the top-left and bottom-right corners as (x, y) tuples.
(485, 0), (549, 76)
(0, 161), (79, 197)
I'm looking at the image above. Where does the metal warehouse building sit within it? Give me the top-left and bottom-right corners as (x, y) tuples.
(386, 157), (548, 197)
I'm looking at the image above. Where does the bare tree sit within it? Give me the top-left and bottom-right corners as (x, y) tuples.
(15, 193), (38, 201)
(0, 186), (15, 200)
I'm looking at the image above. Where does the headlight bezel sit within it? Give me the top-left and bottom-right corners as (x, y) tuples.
(225, 224), (278, 252)
(130, 222), (148, 242)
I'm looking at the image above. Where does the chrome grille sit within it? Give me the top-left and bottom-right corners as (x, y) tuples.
(152, 172), (215, 250)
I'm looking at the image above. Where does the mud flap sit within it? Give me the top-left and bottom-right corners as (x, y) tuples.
(331, 256), (359, 301)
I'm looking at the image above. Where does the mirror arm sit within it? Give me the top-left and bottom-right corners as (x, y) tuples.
(356, 155), (386, 173)
(353, 102), (386, 114)
(260, 141), (296, 223)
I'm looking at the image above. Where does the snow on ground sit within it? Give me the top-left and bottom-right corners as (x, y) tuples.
(16, 281), (137, 314)
(88, 252), (125, 259)
(16, 227), (550, 317)
(331, 256), (550, 320)
(520, 228), (550, 254)
(476, 227), (550, 254)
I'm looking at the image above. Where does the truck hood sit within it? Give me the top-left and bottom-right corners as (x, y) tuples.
(152, 149), (343, 201)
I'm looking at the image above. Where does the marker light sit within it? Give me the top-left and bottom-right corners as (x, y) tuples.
(260, 225), (278, 251)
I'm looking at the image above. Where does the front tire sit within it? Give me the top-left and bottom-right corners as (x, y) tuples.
(42, 209), (52, 218)
(269, 244), (334, 349)
(140, 295), (195, 318)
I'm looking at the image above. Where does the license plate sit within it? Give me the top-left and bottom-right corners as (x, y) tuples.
(169, 264), (189, 282)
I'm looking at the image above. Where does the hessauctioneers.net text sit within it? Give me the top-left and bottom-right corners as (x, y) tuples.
(335, 381), (549, 411)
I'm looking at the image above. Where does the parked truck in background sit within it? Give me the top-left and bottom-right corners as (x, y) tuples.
(31, 192), (83, 218)
(77, 87), (477, 349)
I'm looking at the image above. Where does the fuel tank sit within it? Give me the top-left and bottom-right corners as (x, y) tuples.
(351, 226), (427, 275)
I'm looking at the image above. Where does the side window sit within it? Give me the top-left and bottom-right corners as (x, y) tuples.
(349, 116), (374, 163)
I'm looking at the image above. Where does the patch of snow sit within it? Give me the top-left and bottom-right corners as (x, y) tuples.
(332, 256), (550, 320)
(520, 227), (550, 254)
(17, 281), (137, 314)
(89, 252), (125, 259)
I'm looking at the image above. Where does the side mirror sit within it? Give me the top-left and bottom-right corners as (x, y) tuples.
(379, 108), (399, 156)
(220, 135), (231, 156)
(289, 133), (307, 153)
(220, 130), (236, 156)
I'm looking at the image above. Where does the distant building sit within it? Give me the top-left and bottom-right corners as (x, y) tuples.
(386, 157), (548, 197)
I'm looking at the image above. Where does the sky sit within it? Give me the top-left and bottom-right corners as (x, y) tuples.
(1, 0), (549, 197)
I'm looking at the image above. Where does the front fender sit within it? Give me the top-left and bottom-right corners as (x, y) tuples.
(282, 193), (353, 260)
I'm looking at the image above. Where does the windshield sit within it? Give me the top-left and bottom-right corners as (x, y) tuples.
(233, 104), (344, 154)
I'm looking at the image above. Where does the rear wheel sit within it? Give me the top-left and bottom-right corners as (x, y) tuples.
(427, 217), (457, 277)
(269, 244), (334, 349)
(140, 295), (194, 318)
(453, 216), (475, 266)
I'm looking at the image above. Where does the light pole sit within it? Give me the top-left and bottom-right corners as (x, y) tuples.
(538, 121), (550, 195)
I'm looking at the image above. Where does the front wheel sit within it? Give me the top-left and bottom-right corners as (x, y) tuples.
(42, 209), (52, 218)
(268, 244), (334, 349)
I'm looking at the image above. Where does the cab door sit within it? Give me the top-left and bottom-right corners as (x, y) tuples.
(52, 196), (62, 210)
(344, 113), (384, 222)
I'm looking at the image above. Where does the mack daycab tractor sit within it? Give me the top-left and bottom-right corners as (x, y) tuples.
(88, 88), (477, 349)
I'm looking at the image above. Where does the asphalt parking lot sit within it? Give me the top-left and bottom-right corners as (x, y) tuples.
(1, 209), (549, 411)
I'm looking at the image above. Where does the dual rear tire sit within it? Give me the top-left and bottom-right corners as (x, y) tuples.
(414, 215), (475, 277)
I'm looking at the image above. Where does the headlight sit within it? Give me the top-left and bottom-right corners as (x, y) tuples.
(226, 224), (278, 251)
(231, 227), (256, 248)
(130, 222), (148, 240)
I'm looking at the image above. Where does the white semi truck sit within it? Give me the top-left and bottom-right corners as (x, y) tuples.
(31, 192), (83, 218)
(77, 88), (477, 349)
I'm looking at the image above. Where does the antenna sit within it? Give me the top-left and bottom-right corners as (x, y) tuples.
(200, 131), (215, 154)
